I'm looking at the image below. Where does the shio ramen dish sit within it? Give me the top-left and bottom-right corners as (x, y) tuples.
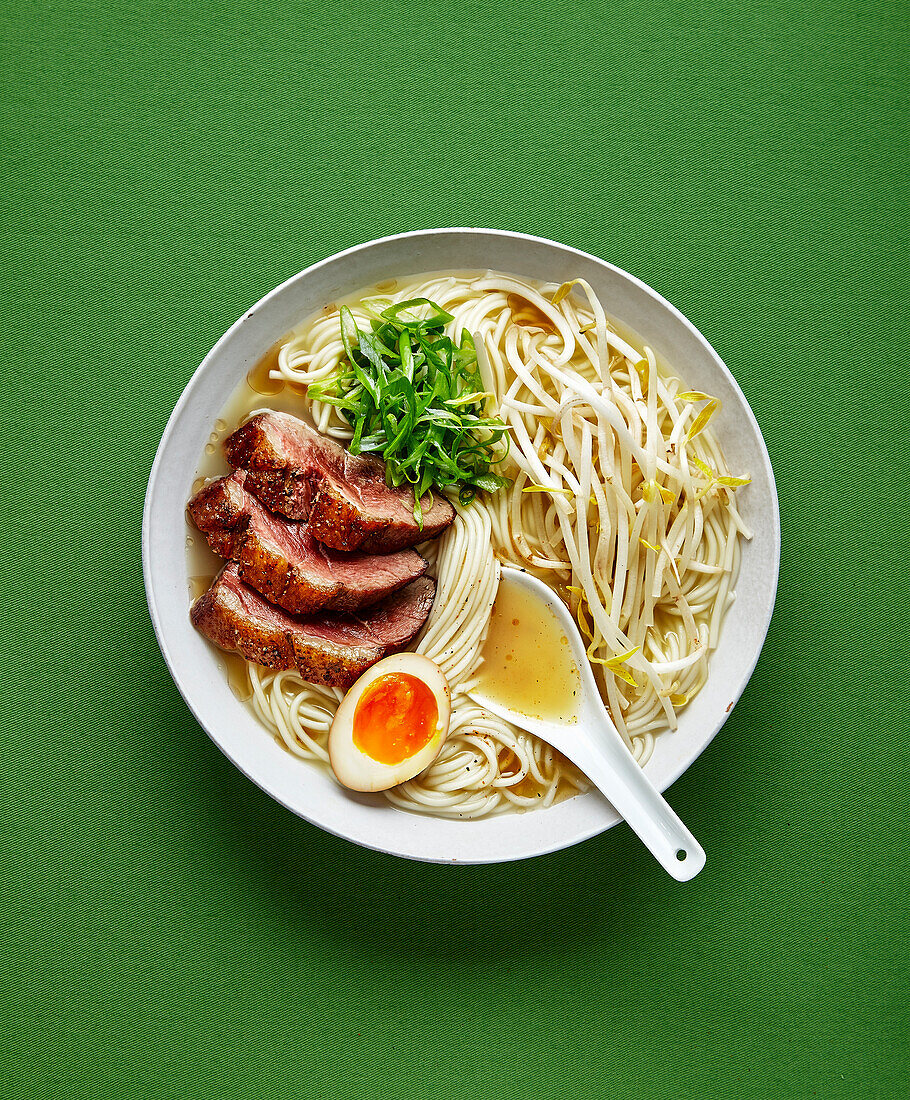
(183, 269), (753, 820)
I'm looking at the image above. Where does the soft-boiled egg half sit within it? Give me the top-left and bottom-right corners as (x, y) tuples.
(328, 653), (451, 792)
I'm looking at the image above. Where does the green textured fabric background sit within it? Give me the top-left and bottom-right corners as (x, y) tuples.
(2, 1), (907, 1097)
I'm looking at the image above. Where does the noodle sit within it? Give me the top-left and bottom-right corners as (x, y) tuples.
(240, 272), (751, 817)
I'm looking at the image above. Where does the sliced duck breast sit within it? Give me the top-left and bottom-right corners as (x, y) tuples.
(188, 471), (427, 615)
(223, 411), (455, 553)
(190, 565), (436, 690)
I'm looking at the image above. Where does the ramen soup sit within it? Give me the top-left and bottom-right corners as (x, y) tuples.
(187, 271), (751, 818)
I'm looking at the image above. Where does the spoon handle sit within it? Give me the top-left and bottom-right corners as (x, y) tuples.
(569, 728), (706, 881)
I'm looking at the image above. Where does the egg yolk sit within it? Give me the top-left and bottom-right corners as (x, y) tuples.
(352, 673), (439, 765)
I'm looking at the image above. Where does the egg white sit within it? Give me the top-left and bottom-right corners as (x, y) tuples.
(328, 653), (451, 792)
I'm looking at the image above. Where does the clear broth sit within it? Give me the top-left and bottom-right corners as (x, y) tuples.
(473, 578), (580, 722)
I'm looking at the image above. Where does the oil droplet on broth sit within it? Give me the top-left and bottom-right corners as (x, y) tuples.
(474, 580), (580, 721)
(204, 443), (216, 455)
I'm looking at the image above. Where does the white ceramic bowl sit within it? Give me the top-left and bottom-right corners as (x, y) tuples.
(143, 228), (780, 864)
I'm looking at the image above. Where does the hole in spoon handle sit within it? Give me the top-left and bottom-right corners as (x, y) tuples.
(637, 813), (705, 881)
(572, 744), (706, 880)
(648, 823), (705, 881)
(668, 836), (706, 881)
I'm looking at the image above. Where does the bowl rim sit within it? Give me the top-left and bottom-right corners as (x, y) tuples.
(142, 227), (781, 864)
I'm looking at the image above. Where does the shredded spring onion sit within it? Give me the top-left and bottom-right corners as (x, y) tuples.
(307, 299), (510, 523)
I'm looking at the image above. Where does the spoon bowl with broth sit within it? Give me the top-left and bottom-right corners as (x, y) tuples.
(468, 567), (706, 880)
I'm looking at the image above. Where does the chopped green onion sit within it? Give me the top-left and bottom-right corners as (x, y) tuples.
(308, 299), (511, 524)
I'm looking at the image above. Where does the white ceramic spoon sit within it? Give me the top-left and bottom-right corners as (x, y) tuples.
(467, 567), (706, 881)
